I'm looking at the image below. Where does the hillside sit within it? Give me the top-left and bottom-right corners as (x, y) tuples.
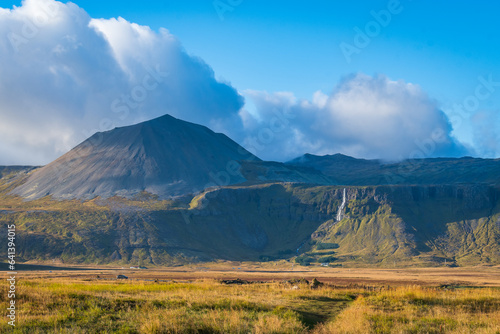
(305, 185), (500, 267)
(2, 114), (500, 267)
(2, 172), (499, 266)
(287, 153), (500, 186)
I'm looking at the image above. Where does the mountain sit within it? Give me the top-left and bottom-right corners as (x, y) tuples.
(287, 153), (500, 186)
(12, 114), (261, 200)
(2, 115), (500, 267)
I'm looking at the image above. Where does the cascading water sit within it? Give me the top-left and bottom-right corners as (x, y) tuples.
(336, 188), (346, 222)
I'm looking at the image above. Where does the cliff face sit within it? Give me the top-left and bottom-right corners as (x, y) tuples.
(183, 183), (500, 266)
(2, 181), (499, 266)
(383, 184), (497, 210)
(305, 184), (500, 266)
(304, 184), (497, 209)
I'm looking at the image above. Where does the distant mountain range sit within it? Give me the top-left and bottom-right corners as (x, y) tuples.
(1, 114), (499, 267)
(287, 153), (500, 186)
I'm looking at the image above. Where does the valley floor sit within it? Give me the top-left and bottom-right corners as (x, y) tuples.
(4, 262), (500, 287)
(1, 264), (500, 333)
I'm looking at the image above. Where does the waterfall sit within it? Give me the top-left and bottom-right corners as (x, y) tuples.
(336, 188), (346, 222)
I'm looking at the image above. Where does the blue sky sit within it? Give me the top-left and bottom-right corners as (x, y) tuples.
(1, 0), (499, 164)
(66, 1), (500, 100)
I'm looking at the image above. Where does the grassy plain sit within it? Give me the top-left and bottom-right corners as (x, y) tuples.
(2, 265), (500, 333)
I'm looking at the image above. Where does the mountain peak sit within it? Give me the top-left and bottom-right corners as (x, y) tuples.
(288, 153), (364, 164)
(13, 114), (260, 200)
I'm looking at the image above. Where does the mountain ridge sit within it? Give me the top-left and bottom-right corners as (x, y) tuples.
(287, 153), (500, 186)
(2, 114), (500, 267)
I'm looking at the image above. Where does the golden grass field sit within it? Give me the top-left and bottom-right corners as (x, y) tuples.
(2, 263), (500, 333)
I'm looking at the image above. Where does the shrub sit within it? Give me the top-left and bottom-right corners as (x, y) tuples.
(318, 255), (336, 263)
(316, 243), (339, 250)
(295, 255), (314, 266)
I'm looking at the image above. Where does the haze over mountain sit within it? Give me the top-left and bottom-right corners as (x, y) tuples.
(12, 114), (260, 200)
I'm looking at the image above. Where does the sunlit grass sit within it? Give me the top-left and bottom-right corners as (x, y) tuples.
(0, 278), (355, 333)
(313, 285), (500, 334)
(2, 277), (500, 333)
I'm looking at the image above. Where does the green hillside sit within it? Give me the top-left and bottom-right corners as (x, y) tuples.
(305, 186), (500, 267)
(1, 167), (499, 267)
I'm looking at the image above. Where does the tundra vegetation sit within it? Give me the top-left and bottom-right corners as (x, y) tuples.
(1, 277), (500, 333)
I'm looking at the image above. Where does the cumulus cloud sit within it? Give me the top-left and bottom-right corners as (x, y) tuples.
(241, 74), (470, 161)
(0, 0), (243, 165)
(0, 1), (471, 166)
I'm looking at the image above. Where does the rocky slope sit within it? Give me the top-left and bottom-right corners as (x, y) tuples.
(12, 114), (260, 200)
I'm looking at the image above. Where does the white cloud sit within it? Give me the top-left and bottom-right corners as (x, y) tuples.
(0, 0), (243, 165)
(0, 1), (471, 166)
(242, 74), (469, 161)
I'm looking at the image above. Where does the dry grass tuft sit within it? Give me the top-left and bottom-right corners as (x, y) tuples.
(2, 278), (500, 333)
